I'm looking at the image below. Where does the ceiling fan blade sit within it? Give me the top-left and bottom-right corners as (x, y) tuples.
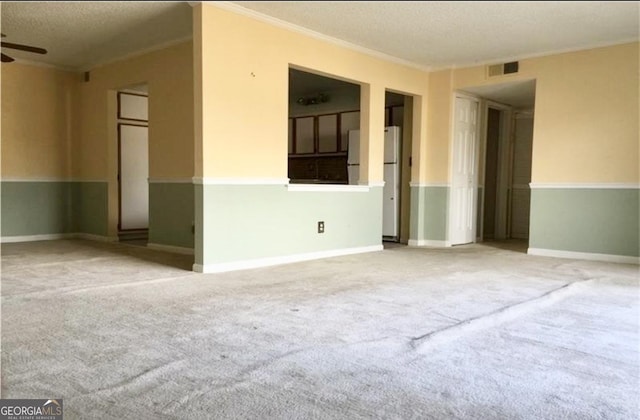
(1, 41), (47, 55)
(1, 53), (15, 63)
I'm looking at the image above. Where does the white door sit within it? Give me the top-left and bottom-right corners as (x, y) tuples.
(450, 96), (479, 245)
(119, 124), (149, 230)
(383, 127), (400, 238)
(383, 163), (399, 237)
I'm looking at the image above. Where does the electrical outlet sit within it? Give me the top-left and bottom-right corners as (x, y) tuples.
(318, 221), (325, 233)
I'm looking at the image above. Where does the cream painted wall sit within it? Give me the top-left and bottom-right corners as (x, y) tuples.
(425, 70), (453, 183)
(196, 4), (429, 183)
(76, 41), (193, 236)
(435, 42), (639, 184)
(1, 63), (80, 178)
(77, 41), (194, 180)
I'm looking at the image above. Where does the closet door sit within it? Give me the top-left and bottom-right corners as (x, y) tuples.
(295, 117), (315, 154)
(340, 111), (360, 152)
(119, 124), (149, 230)
(288, 118), (294, 154)
(318, 114), (338, 153)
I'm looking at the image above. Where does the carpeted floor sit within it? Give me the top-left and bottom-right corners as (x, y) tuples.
(1, 239), (638, 419)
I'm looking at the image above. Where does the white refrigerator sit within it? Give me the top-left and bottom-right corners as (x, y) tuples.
(347, 126), (401, 239)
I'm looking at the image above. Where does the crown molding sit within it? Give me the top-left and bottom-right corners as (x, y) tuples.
(80, 36), (193, 72)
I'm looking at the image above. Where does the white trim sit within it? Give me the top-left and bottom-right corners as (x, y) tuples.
(147, 243), (195, 255)
(287, 184), (370, 192)
(529, 183), (640, 189)
(455, 91), (481, 102)
(193, 177), (290, 185)
(528, 248), (639, 265)
(408, 239), (452, 247)
(212, 2), (431, 72)
(1, 233), (75, 243)
(485, 100), (513, 112)
(194, 245), (383, 273)
(1, 233), (117, 244)
(76, 233), (118, 242)
(148, 177), (193, 184)
(363, 181), (385, 187)
(409, 182), (450, 188)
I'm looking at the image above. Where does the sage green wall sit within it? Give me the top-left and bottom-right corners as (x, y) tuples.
(1, 182), (73, 236)
(149, 183), (194, 248)
(70, 182), (108, 236)
(199, 185), (383, 267)
(1, 181), (108, 238)
(530, 188), (639, 257)
(410, 186), (448, 242)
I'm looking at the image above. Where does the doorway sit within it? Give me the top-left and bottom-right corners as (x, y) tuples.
(479, 101), (512, 241)
(384, 90), (413, 244)
(509, 111), (534, 239)
(483, 107), (501, 239)
(117, 87), (149, 243)
(458, 79), (536, 248)
(479, 108), (534, 248)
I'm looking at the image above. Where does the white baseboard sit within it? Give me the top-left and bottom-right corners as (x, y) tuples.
(2, 232), (117, 244)
(408, 239), (452, 247)
(194, 244), (383, 273)
(1, 233), (75, 243)
(147, 242), (195, 255)
(528, 247), (639, 265)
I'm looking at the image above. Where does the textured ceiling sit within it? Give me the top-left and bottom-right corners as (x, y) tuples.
(0, 1), (636, 108)
(0, 2), (192, 70)
(232, 1), (639, 69)
(2, 2), (637, 72)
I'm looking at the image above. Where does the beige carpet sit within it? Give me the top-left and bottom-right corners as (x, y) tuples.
(1, 239), (638, 419)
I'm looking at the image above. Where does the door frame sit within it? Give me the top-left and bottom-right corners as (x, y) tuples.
(448, 91), (481, 245)
(478, 100), (513, 241)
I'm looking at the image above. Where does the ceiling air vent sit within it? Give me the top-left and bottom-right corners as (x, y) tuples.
(487, 61), (519, 77)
